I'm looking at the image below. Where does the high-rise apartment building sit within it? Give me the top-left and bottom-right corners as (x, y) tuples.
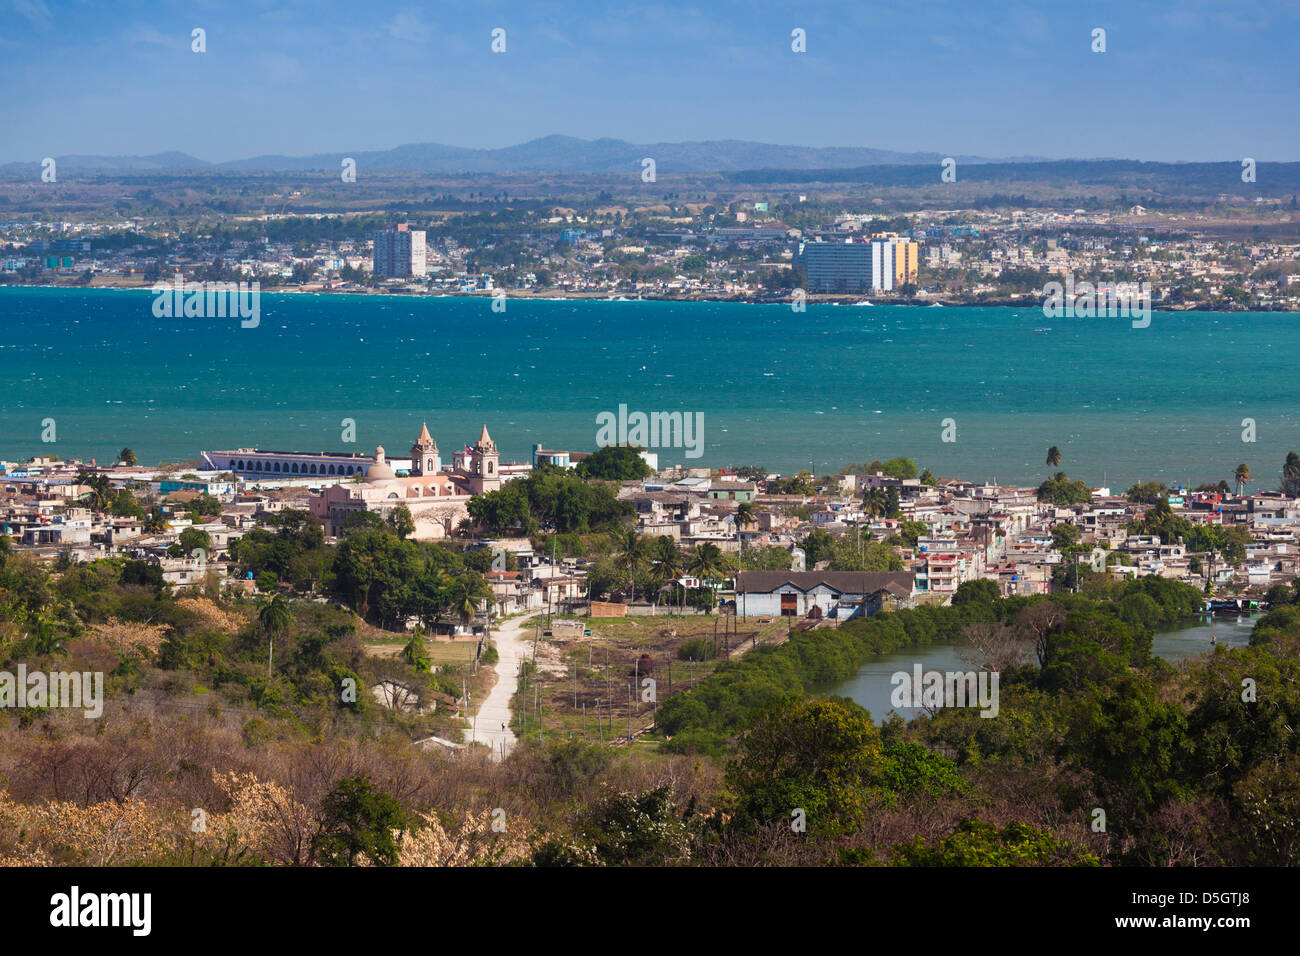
(372, 223), (427, 278)
(870, 236), (919, 291)
(796, 240), (872, 293)
(794, 236), (920, 295)
(871, 239), (895, 292)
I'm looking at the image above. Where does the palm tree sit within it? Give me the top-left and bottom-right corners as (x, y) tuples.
(143, 508), (168, 534)
(1235, 463), (1252, 496)
(258, 595), (292, 680)
(650, 538), (684, 612)
(76, 470), (113, 511)
(450, 574), (490, 634)
(1046, 446), (1062, 468)
(1283, 451), (1300, 498)
(611, 528), (651, 604)
(862, 487), (889, 517)
(456, 593), (478, 632)
(687, 543), (726, 612)
(734, 502), (755, 568)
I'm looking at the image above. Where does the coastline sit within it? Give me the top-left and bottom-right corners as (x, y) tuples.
(0, 280), (1287, 313)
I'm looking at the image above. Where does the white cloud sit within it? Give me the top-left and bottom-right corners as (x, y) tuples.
(382, 10), (432, 42)
(124, 23), (175, 47)
(12, 0), (51, 27)
(261, 52), (305, 85)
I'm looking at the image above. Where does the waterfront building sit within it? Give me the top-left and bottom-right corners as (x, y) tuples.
(372, 223), (427, 278)
(309, 423), (504, 539)
(796, 239), (871, 293)
(201, 448), (378, 479)
(871, 238), (894, 292)
(870, 237), (919, 291)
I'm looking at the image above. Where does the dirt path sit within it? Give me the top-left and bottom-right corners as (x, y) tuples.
(463, 614), (534, 759)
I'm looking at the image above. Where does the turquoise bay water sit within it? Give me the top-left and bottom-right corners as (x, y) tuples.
(1, 287), (1297, 484)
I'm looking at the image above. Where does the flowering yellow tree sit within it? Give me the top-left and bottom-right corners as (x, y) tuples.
(85, 618), (169, 660)
(0, 791), (169, 865)
(398, 808), (533, 867)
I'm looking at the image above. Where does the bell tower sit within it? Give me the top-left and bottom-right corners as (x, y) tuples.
(410, 422), (440, 476)
(465, 424), (501, 493)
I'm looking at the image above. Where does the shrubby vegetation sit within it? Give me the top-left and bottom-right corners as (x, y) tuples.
(2, 522), (1297, 867)
(467, 464), (631, 535)
(1036, 471), (1093, 506)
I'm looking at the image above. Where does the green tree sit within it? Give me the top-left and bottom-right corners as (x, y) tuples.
(313, 774), (408, 867)
(106, 489), (145, 519)
(879, 457), (918, 480)
(118, 447), (138, 466)
(728, 698), (884, 834)
(576, 444), (652, 481)
(686, 542), (726, 611)
(891, 819), (1097, 867)
(1050, 523), (1083, 553)
(258, 594), (292, 679)
(402, 628), (432, 672)
(177, 526), (211, 556)
(1282, 451), (1300, 498)
(1124, 481), (1168, 504)
(611, 528), (653, 604)
(582, 786), (691, 865)
(387, 504), (415, 540)
(1234, 463), (1251, 495)
(1036, 472), (1092, 506)
(1046, 446), (1062, 468)
(897, 520), (928, 548)
(649, 536), (684, 610)
(75, 470), (113, 510)
(952, 578), (1001, 607)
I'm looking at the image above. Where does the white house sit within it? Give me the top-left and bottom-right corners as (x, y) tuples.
(734, 571), (914, 620)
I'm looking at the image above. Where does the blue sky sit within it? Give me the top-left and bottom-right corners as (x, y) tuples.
(1, 0), (1297, 163)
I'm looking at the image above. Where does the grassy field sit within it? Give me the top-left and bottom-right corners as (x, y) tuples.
(509, 612), (793, 746)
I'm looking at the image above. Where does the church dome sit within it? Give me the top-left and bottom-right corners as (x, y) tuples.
(365, 445), (396, 482)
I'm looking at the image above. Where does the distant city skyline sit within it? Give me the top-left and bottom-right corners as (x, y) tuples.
(1, 0), (1298, 165)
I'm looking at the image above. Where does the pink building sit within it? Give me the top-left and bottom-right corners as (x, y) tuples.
(310, 423), (503, 539)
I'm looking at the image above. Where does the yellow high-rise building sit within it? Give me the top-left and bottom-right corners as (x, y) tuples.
(893, 239), (919, 287)
(869, 233), (919, 290)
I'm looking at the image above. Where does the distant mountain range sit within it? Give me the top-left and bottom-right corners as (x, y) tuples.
(1, 135), (1038, 175)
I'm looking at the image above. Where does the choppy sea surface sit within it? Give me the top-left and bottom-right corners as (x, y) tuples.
(1, 287), (1297, 486)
